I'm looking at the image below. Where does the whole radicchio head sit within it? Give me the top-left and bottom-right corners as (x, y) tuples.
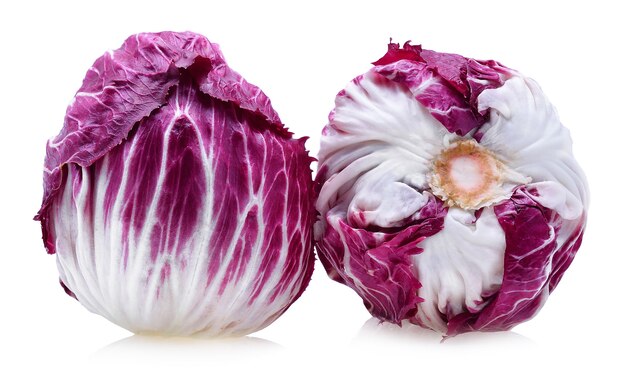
(35, 31), (315, 337)
(314, 42), (588, 336)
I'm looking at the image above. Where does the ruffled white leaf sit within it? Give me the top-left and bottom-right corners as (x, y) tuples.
(412, 207), (506, 332)
(478, 76), (589, 216)
(317, 71), (450, 228)
(525, 181), (583, 220)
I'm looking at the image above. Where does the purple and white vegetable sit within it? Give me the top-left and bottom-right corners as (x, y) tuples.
(315, 42), (588, 336)
(35, 32), (315, 336)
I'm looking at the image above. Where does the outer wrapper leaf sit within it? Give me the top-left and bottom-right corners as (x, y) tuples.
(446, 187), (586, 335)
(316, 193), (447, 323)
(373, 42), (512, 136)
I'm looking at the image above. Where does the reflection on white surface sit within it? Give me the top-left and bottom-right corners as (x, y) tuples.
(92, 334), (283, 369)
(353, 317), (536, 347)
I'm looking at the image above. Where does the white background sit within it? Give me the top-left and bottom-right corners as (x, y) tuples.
(1, 0), (623, 375)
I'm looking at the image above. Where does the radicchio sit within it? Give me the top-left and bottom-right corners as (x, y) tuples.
(35, 31), (315, 336)
(315, 42), (588, 336)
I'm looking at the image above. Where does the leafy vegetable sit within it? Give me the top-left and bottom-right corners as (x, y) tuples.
(315, 42), (588, 336)
(35, 31), (315, 336)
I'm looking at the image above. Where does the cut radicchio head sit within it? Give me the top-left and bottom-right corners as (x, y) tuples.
(314, 42), (588, 336)
(35, 31), (315, 336)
